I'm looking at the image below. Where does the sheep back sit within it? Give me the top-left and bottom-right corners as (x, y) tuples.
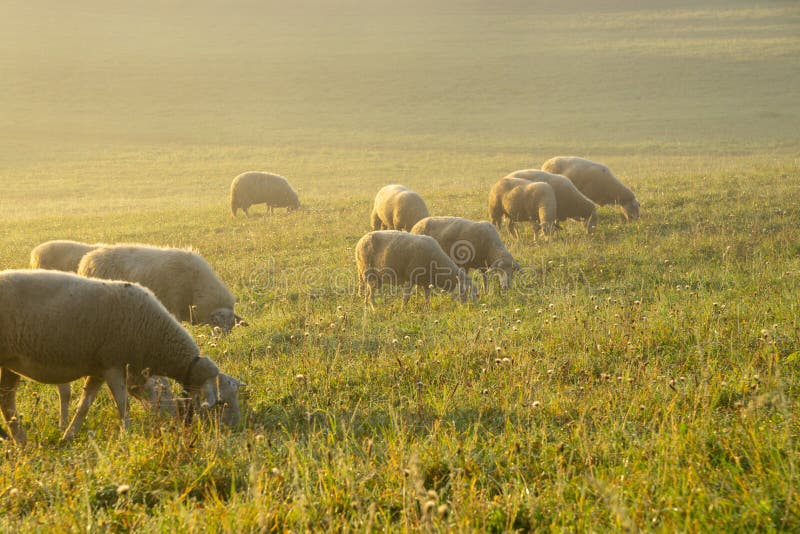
(541, 156), (639, 220)
(230, 171), (300, 216)
(30, 240), (100, 272)
(77, 245), (236, 331)
(371, 185), (430, 231)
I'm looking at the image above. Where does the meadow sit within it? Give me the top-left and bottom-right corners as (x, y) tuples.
(1, 0), (799, 531)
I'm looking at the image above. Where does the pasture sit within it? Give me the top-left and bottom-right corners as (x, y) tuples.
(1, 0), (799, 531)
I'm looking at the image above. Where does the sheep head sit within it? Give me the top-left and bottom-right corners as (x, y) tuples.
(489, 258), (521, 290)
(197, 373), (246, 427)
(208, 308), (236, 333)
(621, 199), (640, 221)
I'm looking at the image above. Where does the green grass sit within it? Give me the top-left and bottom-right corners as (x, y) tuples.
(1, 0), (799, 531)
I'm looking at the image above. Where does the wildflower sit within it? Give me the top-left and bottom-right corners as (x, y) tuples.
(116, 484), (131, 495)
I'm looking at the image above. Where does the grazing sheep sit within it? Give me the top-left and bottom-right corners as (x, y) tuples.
(410, 216), (520, 292)
(370, 185), (430, 231)
(0, 270), (244, 445)
(230, 171), (300, 216)
(30, 240), (101, 272)
(78, 244), (240, 332)
(488, 178), (557, 240)
(505, 169), (598, 234)
(541, 156), (639, 220)
(29, 241), (178, 425)
(355, 230), (477, 309)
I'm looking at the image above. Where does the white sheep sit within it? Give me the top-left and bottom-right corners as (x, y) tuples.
(410, 216), (520, 292)
(230, 171), (300, 216)
(77, 244), (240, 332)
(488, 178), (557, 240)
(370, 185), (430, 231)
(355, 230), (477, 308)
(29, 240), (179, 422)
(541, 156), (639, 221)
(30, 240), (101, 272)
(0, 269), (245, 445)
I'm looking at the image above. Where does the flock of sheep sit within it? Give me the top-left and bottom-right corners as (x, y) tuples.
(355, 156), (639, 308)
(0, 156), (638, 445)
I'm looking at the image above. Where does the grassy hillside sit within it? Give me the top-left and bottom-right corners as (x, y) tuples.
(1, 1), (799, 531)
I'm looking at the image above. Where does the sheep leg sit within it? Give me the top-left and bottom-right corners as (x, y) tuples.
(370, 210), (382, 231)
(0, 369), (26, 445)
(508, 221), (519, 239)
(402, 283), (414, 306)
(104, 367), (130, 432)
(481, 269), (489, 294)
(62, 375), (105, 442)
(57, 382), (72, 430)
(423, 286), (431, 308)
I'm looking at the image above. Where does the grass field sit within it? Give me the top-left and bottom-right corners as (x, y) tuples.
(1, 0), (799, 531)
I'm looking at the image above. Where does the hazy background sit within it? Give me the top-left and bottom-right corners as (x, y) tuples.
(2, 0), (798, 164)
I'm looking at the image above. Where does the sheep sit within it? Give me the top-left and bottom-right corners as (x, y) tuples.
(230, 171), (300, 216)
(370, 185), (430, 231)
(541, 156), (639, 221)
(78, 244), (240, 332)
(0, 270), (244, 445)
(30, 240), (101, 272)
(355, 230), (477, 309)
(410, 216), (520, 293)
(488, 178), (557, 240)
(28, 241), (179, 427)
(505, 169), (598, 234)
